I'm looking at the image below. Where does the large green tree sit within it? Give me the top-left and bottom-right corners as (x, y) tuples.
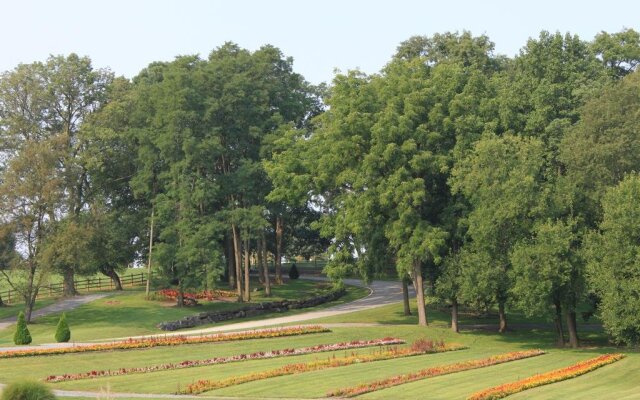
(585, 174), (640, 344)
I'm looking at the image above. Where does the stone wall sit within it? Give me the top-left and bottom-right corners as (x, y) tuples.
(157, 288), (345, 331)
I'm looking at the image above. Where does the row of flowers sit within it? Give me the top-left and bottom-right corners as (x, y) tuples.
(179, 339), (467, 394)
(0, 326), (330, 359)
(326, 349), (546, 398)
(157, 288), (237, 301)
(467, 353), (626, 400)
(44, 337), (405, 383)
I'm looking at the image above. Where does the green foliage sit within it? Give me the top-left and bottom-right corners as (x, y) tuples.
(288, 263), (300, 280)
(510, 220), (578, 318)
(0, 380), (57, 400)
(13, 312), (32, 345)
(54, 312), (71, 343)
(585, 174), (640, 344)
(592, 28), (640, 78)
(560, 69), (640, 226)
(451, 134), (546, 307)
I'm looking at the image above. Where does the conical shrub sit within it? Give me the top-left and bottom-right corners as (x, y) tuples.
(13, 311), (32, 345)
(55, 312), (71, 343)
(288, 263), (300, 279)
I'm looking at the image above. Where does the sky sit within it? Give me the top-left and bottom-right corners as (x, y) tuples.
(1, 0), (639, 85)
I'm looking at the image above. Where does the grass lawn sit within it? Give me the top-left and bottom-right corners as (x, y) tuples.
(0, 299), (56, 321)
(0, 283), (637, 399)
(1, 323), (634, 399)
(311, 297), (603, 330)
(0, 279), (368, 345)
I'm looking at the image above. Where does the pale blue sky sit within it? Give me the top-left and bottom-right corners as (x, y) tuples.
(1, 0), (638, 84)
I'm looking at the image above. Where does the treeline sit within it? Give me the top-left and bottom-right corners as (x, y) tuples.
(267, 29), (640, 347)
(0, 30), (639, 347)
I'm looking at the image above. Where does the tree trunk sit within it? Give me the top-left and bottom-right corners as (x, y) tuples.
(243, 238), (251, 302)
(554, 300), (565, 347)
(232, 224), (243, 302)
(177, 282), (184, 308)
(145, 205), (154, 298)
(262, 231), (271, 297)
(451, 297), (459, 333)
(102, 268), (123, 290)
(24, 288), (38, 322)
(498, 300), (507, 333)
(226, 233), (236, 289)
(402, 277), (411, 316)
(275, 215), (284, 284)
(257, 238), (265, 285)
(412, 259), (427, 326)
(62, 267), (77, 297)
(566, 309), (579, 348)
(25, 297), (34, 322)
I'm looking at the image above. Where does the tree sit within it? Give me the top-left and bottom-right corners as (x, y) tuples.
(0, 55), (113, 299)
(585, 174), (640, 345)
(451, 134), (546, 332)
(510, 220), (580, 346)
(0, 138), (62, 321)
(41, 55), (113, 296)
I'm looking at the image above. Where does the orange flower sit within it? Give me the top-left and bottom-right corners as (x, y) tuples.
(0, 326), (330, 359)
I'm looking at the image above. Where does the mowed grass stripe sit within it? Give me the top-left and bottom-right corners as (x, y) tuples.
(357, 351), (614, 400)
(181, 343), (468, 394)
(468, 353), (625, 400)
(4, 330), (396, 385)
(49, 345), (419, 393)
(507, 355), (640, 400)
(209, 347), (500, 397)
(45, 338), (405, 382)
(327, 350), (545, 397)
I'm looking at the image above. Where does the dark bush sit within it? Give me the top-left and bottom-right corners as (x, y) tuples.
(1, 380), (56, 400)
(288, 263), (299, 279)
(13, 311), (32, 345)
(54, 312), (70, 343)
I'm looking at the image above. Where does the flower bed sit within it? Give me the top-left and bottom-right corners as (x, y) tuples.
(0, 326), (330, 359)
(179, 339), (467, 394)
(326, 349), (546, 398)
(467, 353), (626, 400)
(45, 337), (405, 383)
(157, 289), (237, 301)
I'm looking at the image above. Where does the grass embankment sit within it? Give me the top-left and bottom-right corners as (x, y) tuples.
(0, 281), (636, 399)
(0, 279), (368, 345)
(4, 324), (634, 398)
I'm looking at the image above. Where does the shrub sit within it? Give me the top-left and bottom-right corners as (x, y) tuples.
(54, 312), (70, 343)
(288, 263), (300, 279)
(1, 380), (57, 400)
(13, 311), (32, 345)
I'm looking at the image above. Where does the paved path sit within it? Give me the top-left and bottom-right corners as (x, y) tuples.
(112, 276), (405, 340)
(0, 293), (110, 330)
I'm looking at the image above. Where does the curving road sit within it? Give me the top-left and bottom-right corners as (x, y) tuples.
(112, 276), (406, 340)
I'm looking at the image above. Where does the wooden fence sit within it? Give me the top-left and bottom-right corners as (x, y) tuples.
(0, 272), (146, 304)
